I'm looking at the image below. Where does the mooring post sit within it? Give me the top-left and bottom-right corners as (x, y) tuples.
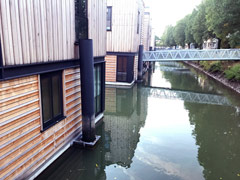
(79, 39), (96, 143)
(137, 45), (144, 82)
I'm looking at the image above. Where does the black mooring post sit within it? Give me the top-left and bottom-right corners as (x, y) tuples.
(79, 39), (96, 143)
(137, 45), (144, 82)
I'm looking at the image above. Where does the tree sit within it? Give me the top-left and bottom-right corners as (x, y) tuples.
(161, 25), (176, 47)
(185, 12), (197, 47)
(192, 2), (212, 48)
(174, 18), (187, 47)
(206, 0), (240, 48)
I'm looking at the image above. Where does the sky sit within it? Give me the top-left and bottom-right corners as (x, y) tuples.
(144, 0), (203, 37)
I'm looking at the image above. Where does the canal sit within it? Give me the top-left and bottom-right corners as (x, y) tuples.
(36, 62), (240, 180)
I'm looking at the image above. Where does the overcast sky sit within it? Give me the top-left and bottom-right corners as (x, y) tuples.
(144, 0), (203, 37)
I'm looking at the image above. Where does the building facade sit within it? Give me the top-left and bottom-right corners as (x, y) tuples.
(0, 0), (106, 179)
(105, 0), (145, 87)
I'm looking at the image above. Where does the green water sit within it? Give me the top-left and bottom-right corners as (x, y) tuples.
(36, 62), (240, 180)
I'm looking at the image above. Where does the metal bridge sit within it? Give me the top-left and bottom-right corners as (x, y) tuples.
(142, 87), (231, 106)
(143, 49), (240, 62)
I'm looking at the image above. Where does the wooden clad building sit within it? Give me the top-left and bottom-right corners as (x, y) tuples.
(105, 0), (145, 87)
(143, 11), (152, 51)
(0, 0), (106, 179)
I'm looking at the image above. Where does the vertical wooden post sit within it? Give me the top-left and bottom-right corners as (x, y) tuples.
(137, 45), (144, 82)
(79, 39), (96, 142)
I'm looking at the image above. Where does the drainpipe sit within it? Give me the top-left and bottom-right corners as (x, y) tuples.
(79, 39), (96, 143)
(137, 45), (144, 82)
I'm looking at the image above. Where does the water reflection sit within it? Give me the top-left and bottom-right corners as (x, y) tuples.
(37, 62), (240, 180)
(37, 87), (148, 180)
(104, 86), (147, 168)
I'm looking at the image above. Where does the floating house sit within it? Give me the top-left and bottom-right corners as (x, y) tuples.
(105, 0), (145, 87)
(0, 0), (106, 179)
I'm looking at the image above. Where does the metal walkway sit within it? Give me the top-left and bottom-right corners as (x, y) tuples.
(142, 87), (231, 106)
(143, 49), (240, 62)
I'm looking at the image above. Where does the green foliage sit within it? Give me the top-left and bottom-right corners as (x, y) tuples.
(174, 19), (186, 47)
(161, 25), (176, 47)
(209, 61), (222, 72)
(161, 0), (240, 48)
(224, 64), (240, 81)
(206, 0), (240, 48)
(192, 2), (213, 47)
(200, 61), (211, 71)
(185, 13), (196, 45)
(228, 31), (240, 48)
(200, 61), (222, 72)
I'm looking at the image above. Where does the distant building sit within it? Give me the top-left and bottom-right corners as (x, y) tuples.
(105, 0), (150, 87)
(203, 38), (219, 49)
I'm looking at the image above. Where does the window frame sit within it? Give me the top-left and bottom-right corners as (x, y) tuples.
(107, 6), (112, 31)
(40, 71), (65, 131)
(94, 63), (105, 116)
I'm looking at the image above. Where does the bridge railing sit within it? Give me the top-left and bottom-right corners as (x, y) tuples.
(143, 49), (240, 61)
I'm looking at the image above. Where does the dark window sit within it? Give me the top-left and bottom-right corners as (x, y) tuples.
(117, 56), (134, 83)
(117, 56), (128, 82)
(75, 0), (88, 40)
(107, 6), (112, 31)
(137, 11), (140, 34)
(40, 71), (64, 130)
(94, 64), (103, 116)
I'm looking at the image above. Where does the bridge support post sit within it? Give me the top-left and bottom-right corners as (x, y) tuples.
(74, 39), (100, 148)
(137, 45), (144, 82)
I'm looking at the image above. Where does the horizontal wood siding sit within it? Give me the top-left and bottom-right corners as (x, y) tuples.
(88, 0), (107, 57)
(105, 55), (117, 82)
(0, 0), (75, 66)
(0, 69), (82, 179)
(106, 0), (144, 53)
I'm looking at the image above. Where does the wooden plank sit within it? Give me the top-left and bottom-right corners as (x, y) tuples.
(0, 110), (40, 135)
(19, 0), (31, 64)
(51, 0), (59, 60)
(0, 126), (40, 157)
(57, 0), (63, 60)
(0, 119), (39, 147)
(9, 0), (23, 64)
(0, 75), (37, 89)
(45, 0), (54, 61)
(1, 0), (14, 65)
(0, 4), (5, 65)
(39, 0), (48, 62)
(33, 0), (43, 62)
(26, 0), (37, 63)
(61, 0), (67, 60)
(70, 0), (75, 59)
(0, 93), (38, 111)
(0, 82), (38, 100)
(0, 101), (39, 123)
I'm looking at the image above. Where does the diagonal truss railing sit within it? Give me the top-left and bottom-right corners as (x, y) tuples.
(142, 87), (231, 106)
(143, 49), (240, 62)
(156, 66), (191, 72)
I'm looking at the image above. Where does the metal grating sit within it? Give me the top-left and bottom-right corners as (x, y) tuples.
(143, 49), (240, 62)
(75, 0), (88, 41)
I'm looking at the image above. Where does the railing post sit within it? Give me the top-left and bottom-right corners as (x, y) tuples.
(78, 39), (96, 143)
(137, 45), (144, 82)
